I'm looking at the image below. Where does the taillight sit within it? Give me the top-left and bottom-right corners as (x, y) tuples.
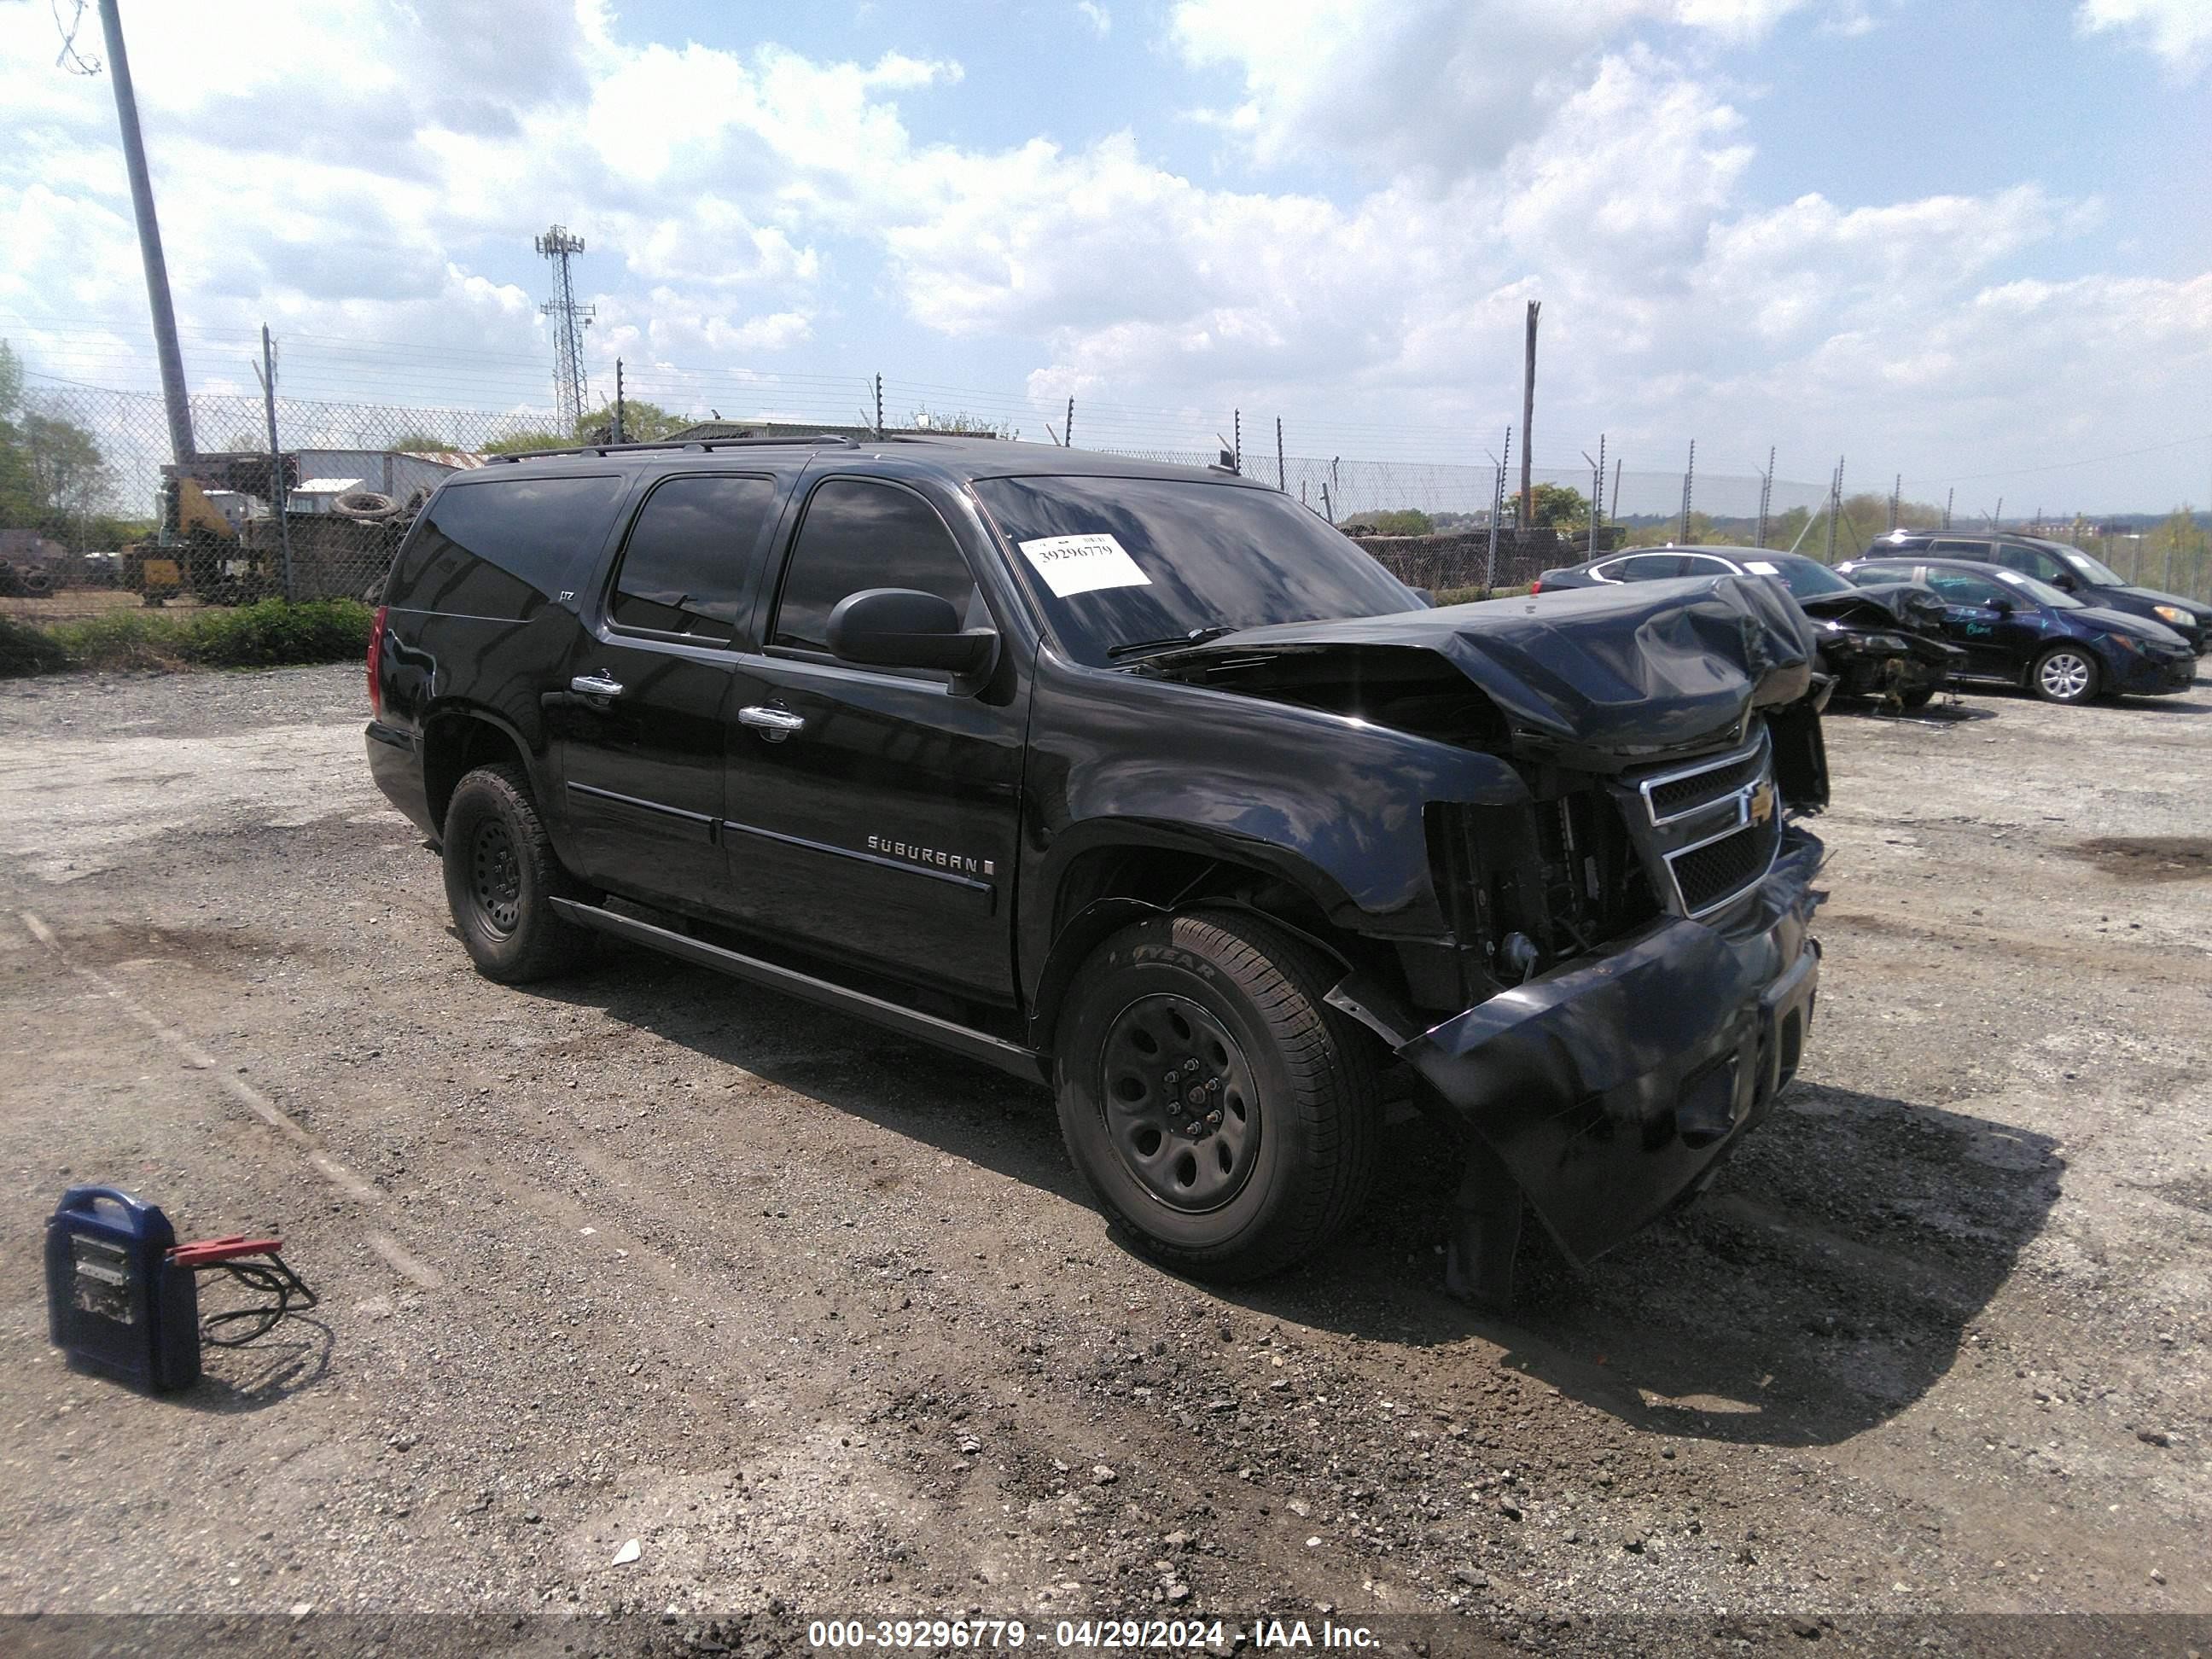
(367, 604), (387, 719)
(1528, 579), (1543, 594)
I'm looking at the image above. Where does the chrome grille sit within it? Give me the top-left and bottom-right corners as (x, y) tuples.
(1670, 813), (1784, 914)
(1619, 731), (1784, 919)
(1637, 734), (1769, 825)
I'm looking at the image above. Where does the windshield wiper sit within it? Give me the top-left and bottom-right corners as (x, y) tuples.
(1107, 625), (1239, 660)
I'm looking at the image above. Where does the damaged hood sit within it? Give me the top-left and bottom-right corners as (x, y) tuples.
(1150, 573), (1816, 769)
(1798, 579), (1948, 637)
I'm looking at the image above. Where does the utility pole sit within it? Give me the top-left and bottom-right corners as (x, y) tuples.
(1065, 397), (1075, 448)
(1889, 473), (1901, 532)
(1679, 439), (1696, 544)
(1320, 482), (1333, 524)
(534, 225), (593, 432)
(1519, 300), (1540, 525)
(1944, 486), (1953, 529)
(1232, 410), (1241, 474)
(1755, 446), (1776, 549)
(1276, 417), (1286, 492)
(1610, 456), (1621, 525)
(96, 0), (195, 465)
(253, 324), (292, 601)
(874, 374), (884, 438)
(613, 359), (625, 445)
(1993, 496), (2003, 529)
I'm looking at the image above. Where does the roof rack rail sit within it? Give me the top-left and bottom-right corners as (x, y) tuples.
(487, 434), (861, 464)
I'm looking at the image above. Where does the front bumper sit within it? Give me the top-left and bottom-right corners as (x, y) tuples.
(2110, 649), (2197, 696)
(1401, 824), (1824, 1266)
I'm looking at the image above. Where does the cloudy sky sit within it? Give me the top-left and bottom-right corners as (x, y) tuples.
(3, 0), (2209, 510)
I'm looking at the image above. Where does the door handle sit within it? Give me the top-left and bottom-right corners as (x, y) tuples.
(738, 705), (806, 742)
(570, 672), (625, 699)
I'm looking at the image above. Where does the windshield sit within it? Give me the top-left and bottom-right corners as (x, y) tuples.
(2046, 544), (2127, 586)
(1750, 553), (1854, 599)
(1991, 568), (2081, 608)
(970, 474), (1419, 667)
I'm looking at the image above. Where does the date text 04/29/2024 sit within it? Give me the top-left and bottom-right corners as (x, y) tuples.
(805, 1618), (1381, 1650)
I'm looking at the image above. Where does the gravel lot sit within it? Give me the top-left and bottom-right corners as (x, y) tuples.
(3, 663), (2209, 1652)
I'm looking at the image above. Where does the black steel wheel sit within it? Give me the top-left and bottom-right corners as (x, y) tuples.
(1054, 911), (1380, 1283)
(1097, 992), (1262, 1214)
(468, 817), (523, 937)
(441, 763), (594, 982)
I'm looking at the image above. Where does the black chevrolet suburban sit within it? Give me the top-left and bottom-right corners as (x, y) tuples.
(365, 435), (1831, 1304)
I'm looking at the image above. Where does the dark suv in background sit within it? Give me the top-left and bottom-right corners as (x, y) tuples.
(364, 434), (1831, 1305)
(1859, 529), (2209, 654)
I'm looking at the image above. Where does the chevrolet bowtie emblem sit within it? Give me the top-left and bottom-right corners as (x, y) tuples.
(1748, 780), (1776, 825)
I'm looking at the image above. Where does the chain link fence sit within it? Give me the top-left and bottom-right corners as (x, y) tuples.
(5, 376), (2208, 623)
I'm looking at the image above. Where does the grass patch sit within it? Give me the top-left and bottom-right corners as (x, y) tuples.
(1, 598), (374, 678)
(1432, 584), (1532, 607)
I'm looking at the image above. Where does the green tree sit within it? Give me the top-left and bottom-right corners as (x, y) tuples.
(1528, 482), (1588, 528)
(482, 398), (694, 454)
(387, 429), (455, 453)
(481, 428), (571, 456)
(1352, 508), (1435, 536)
(0, 341), (38, 527)
(21, 410), (113, 520)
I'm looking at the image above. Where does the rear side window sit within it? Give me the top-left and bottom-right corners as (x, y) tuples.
(1992, 543), (2062, 582)
(1619, 553), (1691, 580)
(771, 479), (978, 656)
(607, 474), (780, 644)
(387, 475), (624, 619)
(1932, 539), (1989, 558)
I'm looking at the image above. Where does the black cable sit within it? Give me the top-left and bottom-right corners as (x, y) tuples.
(194, 1257), (319, 1346)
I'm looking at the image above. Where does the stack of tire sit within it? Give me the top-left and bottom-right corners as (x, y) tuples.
(330, 489), (427, 604)
(0, 562), (55, 598)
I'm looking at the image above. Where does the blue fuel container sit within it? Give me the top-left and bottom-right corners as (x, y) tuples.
(44, 1185), (201, 1393)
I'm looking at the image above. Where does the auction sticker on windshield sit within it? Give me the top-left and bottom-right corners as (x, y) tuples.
(1017, 533), (1152, 598)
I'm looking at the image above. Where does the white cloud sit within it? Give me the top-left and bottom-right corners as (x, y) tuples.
(1167, 0), (1802, 178)
(2, 0), (2206, 507)
(1077, 2), (1112, 37)
(2075, 0), (2212, 74)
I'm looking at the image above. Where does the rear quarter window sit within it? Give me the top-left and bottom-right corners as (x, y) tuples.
(386, 474), (626, 619)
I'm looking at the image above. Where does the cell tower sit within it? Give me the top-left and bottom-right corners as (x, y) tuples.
(534, 224), (594, 431)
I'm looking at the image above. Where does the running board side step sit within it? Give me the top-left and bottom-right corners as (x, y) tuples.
(549, 898), (1048, 1083)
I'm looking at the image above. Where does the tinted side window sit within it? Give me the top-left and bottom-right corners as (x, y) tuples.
(1679, 555), (1738, 576)
(1620, 554), (1690, 580)
(608, 474), (779, 643)
(1993, 543), (2062, 581)
(771, 479), (977, 656)
(387, 475), (624, 619)
(1932, 539), (1989, 558)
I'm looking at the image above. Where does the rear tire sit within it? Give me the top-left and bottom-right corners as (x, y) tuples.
(441, 764), (594, 982)
(2030, 645), (2098, 705)
(1898, 684), (1936, 711)
(1053, 911), (1381, 1283)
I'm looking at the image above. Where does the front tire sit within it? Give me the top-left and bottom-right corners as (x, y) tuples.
(1053, 912), (1380, 1283)
(1898, 684), (1937, 711)
(2030, 645), (2098, 705)
(441, 764), (594, 982)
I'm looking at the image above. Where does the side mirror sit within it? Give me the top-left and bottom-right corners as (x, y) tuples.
(1987, 595), (2014, 614)
(2051, 573), (2077, 592)
(826, 588), (998, 678)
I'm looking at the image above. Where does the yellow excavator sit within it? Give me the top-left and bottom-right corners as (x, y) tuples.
(123, 463), (283, 605)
